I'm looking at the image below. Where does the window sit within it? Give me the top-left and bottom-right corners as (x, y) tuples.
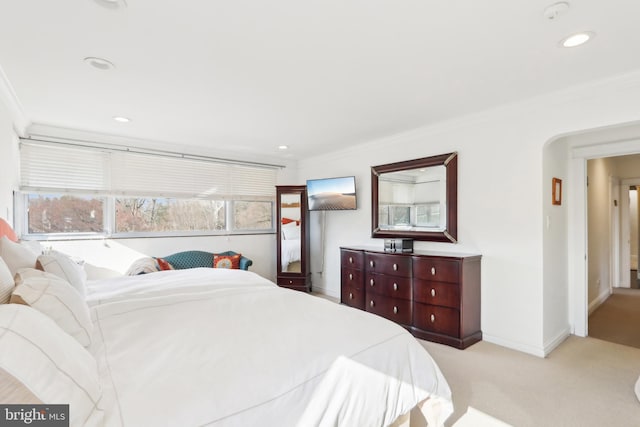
(233, 201), (273, 230)
(27, 194), (105, 234)
(115, 198), (226, 233)
(415, 203), (440, 227)
(18, 140), (278, 238)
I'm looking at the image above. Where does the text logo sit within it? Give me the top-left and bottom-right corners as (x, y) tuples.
(0, 405), (69, 426)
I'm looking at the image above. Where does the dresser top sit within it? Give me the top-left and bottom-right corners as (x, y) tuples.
(340, 245), (481, 260)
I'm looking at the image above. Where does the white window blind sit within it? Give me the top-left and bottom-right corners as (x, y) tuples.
(20, 139), (277, 200)
(20, 142), (110, 192)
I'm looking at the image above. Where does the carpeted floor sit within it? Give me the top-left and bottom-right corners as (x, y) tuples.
(420, 336), (640, 427)
(588, 288), (640, 349)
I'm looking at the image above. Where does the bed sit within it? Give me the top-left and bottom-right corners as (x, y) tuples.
(281, 218), (302, 271)
(0, 237), (453, 426)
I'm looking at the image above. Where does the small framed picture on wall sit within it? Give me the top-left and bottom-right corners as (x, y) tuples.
(552, 177), (562, 206)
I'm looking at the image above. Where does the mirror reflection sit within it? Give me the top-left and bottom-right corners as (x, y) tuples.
(371, 152), (457, 242)
(378, 165), (446, 231)
(280, 193), (302, 272)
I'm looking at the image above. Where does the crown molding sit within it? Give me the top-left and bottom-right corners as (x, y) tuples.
(0, 64), (29, 136)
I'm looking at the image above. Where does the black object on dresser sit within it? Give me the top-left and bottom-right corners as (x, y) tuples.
(340, 247), (481, 349)
(276, 186), (311, 292)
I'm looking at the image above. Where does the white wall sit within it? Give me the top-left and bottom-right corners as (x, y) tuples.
(298, 70), (640, 356)
(542, 137), (569, 353)
(586, 158), (615, 308)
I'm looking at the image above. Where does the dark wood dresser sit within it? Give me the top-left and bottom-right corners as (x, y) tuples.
(340, 247), (482, 349)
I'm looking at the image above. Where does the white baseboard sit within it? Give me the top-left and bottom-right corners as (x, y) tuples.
(543, 328), (571, 356)
(482, 333), (546, 358)
(310, 285), (340, 300)
(588, 289), (611, 315)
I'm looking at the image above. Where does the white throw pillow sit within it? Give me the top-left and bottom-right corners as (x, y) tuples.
(0, 236), (38, 276)
(37, 251), (87, 297)
(0, 257), (14, 304)
(0, 304), (103, 425)
(12, 269), (93, 347)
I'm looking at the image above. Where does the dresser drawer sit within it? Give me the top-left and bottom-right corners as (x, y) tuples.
(277, 277), (309, 291)
(365, 273), (412, 300)
(341, 249), (364, 270)
(366, 295), (412, 325)
(341, 268), (364, 290)
(413, 257), (460, 283)
(413, 303), (460, 337)
(341, 286), (365, 310)
(413, 280), (460, 308)
(365, 253), (411, 277)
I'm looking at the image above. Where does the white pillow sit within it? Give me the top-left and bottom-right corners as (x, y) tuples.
(84, 262), (123, 281)
(20, 240), (43, 255)
(0, 304), (103, 424)
(0, 236), (38, 276)
(12, 269), (93, 347)
(37, 251), (87, 297)
(0, 257), (13, 304)
(282, 222), (301, 240)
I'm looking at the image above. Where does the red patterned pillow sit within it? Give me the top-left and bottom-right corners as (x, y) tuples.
(281, 217), (300, 226)
(155, 257), (174, 271)
(213, 254), (241, 269)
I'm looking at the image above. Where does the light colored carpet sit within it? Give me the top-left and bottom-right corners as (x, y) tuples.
(588, 288), (640, 349)
(420, 336), (640, 427)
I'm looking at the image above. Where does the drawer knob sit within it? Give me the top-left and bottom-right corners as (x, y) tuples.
(393, 283), (398, 291)
(349, 292), (353, 299)
(393, 306), (398, 314)
(349, 273), (353, 280)
(431, 288), (436, 297)
(370, 260), (375, 268)
(430, 314), (436, 323)
(370, 300), (375, 308)
(431, 267), (436, 276)
(289, 280), (293, 284)
(393, 263), (398, 271)
(349, 256), (353, 264)
(370, 279), (375, 287)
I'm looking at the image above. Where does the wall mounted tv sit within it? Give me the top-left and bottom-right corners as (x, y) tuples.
(306, 176), (357, 211)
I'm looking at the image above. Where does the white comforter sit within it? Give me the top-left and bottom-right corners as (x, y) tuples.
(87, 268), (453, 427)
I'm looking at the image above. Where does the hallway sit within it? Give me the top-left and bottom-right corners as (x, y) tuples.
(588, 288), (640, 349)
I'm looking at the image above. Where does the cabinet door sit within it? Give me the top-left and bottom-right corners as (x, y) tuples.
(365, 273), (412, 300)
(366, 295), (412, 325)
(365, 253), (411, 277)
(413, 257), (460, 283)
(413, 303), (460, 337)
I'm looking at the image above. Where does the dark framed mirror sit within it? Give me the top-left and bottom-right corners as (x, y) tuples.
(371, 152), (457, 242)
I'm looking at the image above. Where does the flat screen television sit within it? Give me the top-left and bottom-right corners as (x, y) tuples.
(306, 176), (357, 211)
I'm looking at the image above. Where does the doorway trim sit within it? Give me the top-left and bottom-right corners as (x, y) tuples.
(569, 139), (640, 337)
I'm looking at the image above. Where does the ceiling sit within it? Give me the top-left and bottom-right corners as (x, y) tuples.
(1, 0), (639, 161)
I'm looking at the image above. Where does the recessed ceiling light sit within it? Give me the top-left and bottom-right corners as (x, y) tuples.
(560, 31), (595, 48)
(113, 116), (131, 123)
(84, 57), (115, 71)
(278, 145), (289, 150)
